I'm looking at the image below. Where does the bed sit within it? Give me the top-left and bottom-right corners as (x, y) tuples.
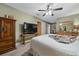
(31, 34), (79, 56)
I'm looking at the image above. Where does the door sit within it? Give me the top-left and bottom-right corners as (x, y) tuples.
(2, 20), (13, 40)
(37, 21), (41, 35)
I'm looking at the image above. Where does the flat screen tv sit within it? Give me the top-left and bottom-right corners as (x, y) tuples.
(22, 22), (37, 34)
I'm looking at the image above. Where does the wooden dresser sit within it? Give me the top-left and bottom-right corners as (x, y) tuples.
(0, 17), (16, 54)
(21, 33), (37, 44)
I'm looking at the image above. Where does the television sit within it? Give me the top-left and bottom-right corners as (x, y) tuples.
(22, 22), (37, 34)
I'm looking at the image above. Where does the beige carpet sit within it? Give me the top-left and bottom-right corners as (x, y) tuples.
(22, 48), (33, 56)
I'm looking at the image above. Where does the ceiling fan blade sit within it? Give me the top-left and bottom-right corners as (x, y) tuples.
(38, 10), (46, 11)
(43, 13), (46, 16)
(47, 3), (53, 10)
(47, 4), (50, 10)
(53, 8), (63, 11)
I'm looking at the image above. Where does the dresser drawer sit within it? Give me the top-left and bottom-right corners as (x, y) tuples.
(0, 40), (14, 47)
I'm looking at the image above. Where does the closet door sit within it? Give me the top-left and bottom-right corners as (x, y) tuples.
(2, 20), (13, 41)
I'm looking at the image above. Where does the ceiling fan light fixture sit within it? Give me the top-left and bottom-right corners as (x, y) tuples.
(49, 10), (52, 15)
(46, 12), (49, 15)
(49, 6), (52, 9)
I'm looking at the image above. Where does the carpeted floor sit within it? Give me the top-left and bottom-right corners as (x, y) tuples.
(22, 48), (33, 56)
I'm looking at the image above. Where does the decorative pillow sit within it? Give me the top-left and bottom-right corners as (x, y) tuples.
(68, 36), (77, 42)
(59, 35), (76, 42)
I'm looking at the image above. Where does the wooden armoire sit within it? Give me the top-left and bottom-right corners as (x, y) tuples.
(0, 17), (16, 54)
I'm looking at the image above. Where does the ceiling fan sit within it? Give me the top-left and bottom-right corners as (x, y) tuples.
(38, 3), (63, 16)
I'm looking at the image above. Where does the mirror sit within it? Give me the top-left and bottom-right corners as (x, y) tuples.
(59, 21), (73, 32)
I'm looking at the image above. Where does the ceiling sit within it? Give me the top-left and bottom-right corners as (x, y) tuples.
(5, 3), (79, 23)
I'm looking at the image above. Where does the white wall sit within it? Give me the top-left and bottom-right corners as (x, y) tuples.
(41, 21), (46, 34)
(41, 21), (50, 34)
(45, 23), (50, 34)
(47, 24), (50, 34)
